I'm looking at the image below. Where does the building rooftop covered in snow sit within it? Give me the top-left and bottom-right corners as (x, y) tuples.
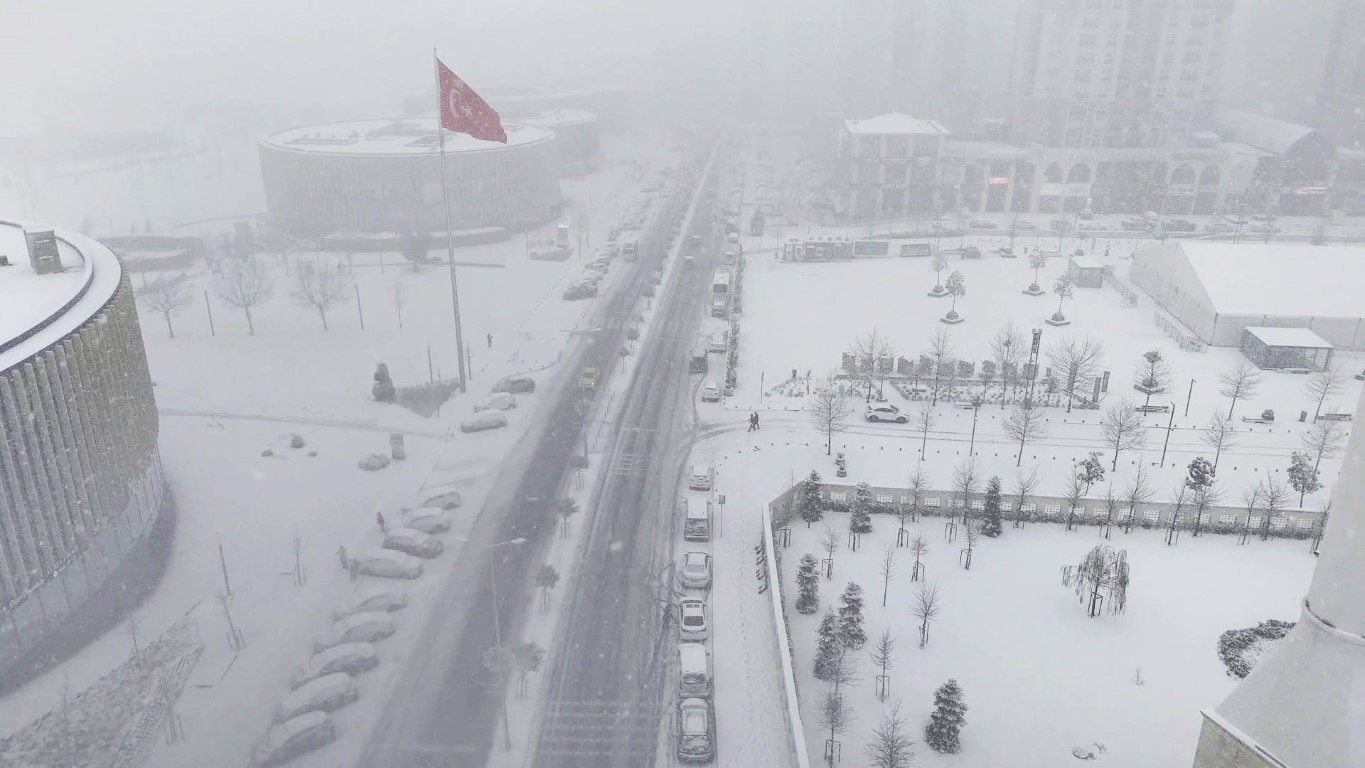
(1128, 241), (1365, 352)
(0, 219), (168, 681)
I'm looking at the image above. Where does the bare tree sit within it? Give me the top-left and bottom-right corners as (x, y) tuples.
(291, 260), (350, 331)
(1258, 474), (1294, 540)
(1046, 335), (1105, 412)
(929, 252), (949, 292)
(1302, 418), (1347, 478)
(1027, 251), (1047, 290)
(1052, 275), (1075, 318)
(1166, 481), (1191, 545)
(1100, 398), (1147, 471)
(1132, 350), (1173, 406)
(864, 701), (915, 768)
(906, 465), (931, 523)
(951, 456), (981, 523)
(135, 273), (194, 338)
(1120, 464), (1153, 534)
(1218, 362), (1262, 419)
(868, 630), (897, 702)
(1200, 411), (1238, 471)
(392, 281), (408, 329)
(1099, 483), (1121, 539)
(820, 525), (840, 580)
(1062, 470), (1088, 531)
(808, 379), (854, 455)
(909, 536), (929, 582)
(214, 256), (273, 334)
(915, 402), (936, 459)
(925, 328), (956, 406)
(878, 546), (897, 607)
(1239, 484), (1263, 543)
(1305, 368), (1345, 421)
(911, 583), (941, 648)
(1002, 395), (1048, 466)
(943, 271), (966, 317)
(819, 690), (853, 767)
(989, 322), (1026, 404)
(962, 516), (979, 570)
(850, 328), (895, 402)
(1188, 477), (1224, 538)
(1011, 467), (1042, 529)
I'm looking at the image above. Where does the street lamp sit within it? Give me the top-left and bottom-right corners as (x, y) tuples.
(968, 396), (982, 455)
(452, 535), (527, 752)
(1159, 403), (1176, 468)
(1184, 379), (1196, 417)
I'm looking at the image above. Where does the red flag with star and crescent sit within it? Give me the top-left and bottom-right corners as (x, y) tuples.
(437, 58), (507, 143)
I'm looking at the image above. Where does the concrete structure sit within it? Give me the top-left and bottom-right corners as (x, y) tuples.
(500, 109), (600, 173)
(1129, 242), (1365, 351)
(0, 220), (168, 680)
(1191, 384), (1365, 767)
(833, 113), (950, 219)
(259, 118), (561, 237)
(99, 235), (202, 272)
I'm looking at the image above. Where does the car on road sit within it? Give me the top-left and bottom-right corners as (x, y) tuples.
(314, 612), (397, 652)
(251, 711), (336, 768)
(474, 393), (517, 412)
(1165, 218), (1198, 232)
(688, 464), (714, 491)
(274, 673), (358, 723)
(400, 507), (451, 534)
(334, 590), (407, 620)
(700, 381), (720, 403)
(678, 599), (709, 641)
(677, 698), (714, 763)
(690, 234), (702, 249)
(490, 375), (535, 394)
(383, 528), (444, 559)
(460, 410), (508, 433)
(865, 403), (908, 423)
(581, 366), (601, 390)
(352, 550), (423, 580)
(292, 643), (379, 689)
(967, 219), (997, 229)
(679, 552), (712, 589)
(1015, 220), (1038, 230)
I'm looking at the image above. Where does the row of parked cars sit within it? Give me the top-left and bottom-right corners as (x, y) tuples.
(248, 486), (462, 766)
(457, 374), (536, 434)
(676, 461), (717, 763)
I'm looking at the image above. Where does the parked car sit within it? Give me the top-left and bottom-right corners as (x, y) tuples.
(865, 403), (908, 423)
(419, 485), (462, 509)
(961, 245), (981, 258)
(1165, 218), (1197, 232)
(292, 643), (379, 689)
(1121, 217), (1152, 231)
(700, 381), (721, 403)
(1015, 220), (1038, 230)
(490, 375), (535, 394)
(678, 643), (712, 698)
(314, 612), (396, 652)
(1079, 208), (1094, 220)
(677, 698), (715, 763)
(251, 712), (336, 767)
(679, 599), (709, 641)
(562, 282), (597, 301)
(1077, 221), (1110, 231)
(687, 464), (714, 491)
(474, 393), (517, 412)
(460, 410), (508, 433)
(274, 673), (358, 723)
(352, 550), (423, 580)
(400, 507), (451, 534)
(968, 219), (997, 229)
(679, 552), (712, 589)
(333, 590), (408, 620)
(383, 528), (444, 559)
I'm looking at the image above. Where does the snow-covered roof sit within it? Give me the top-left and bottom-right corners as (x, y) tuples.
(1244, 326), (1333, 349)
(942, 140), (1030, 160)
(1175, 242), (1365, 319)
(844, 113), (949, 137)
(1216, 110), (1320, 155)
(497, 109), (597, 128)
(1068, 256), (1110, 271)
(0, 220), (90, 353)
(260, 118), (552, 157)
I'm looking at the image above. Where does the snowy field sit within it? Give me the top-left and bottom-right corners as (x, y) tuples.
(777, 509), (1315, 768)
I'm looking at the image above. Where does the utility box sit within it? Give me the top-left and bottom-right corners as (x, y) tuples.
(25, 230), (62, 275)
(389, 433), (406, 460)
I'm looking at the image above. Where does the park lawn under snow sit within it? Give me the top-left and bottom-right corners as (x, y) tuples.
(777, 509), (1315, 768)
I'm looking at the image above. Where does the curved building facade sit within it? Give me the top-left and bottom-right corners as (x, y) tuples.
(259, 118), (561, 236)
(502, 110), (600, 172)
(0, 221), (167, 677)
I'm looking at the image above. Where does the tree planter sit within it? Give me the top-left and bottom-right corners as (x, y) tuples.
(1023, 284), (1045, 296)
(1045, 311), (1070, 327)
(940, 310), (964, 325)
(928, 285), (948, 298)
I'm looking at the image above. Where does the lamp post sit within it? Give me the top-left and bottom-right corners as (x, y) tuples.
(1185, 379), (1196, 417)
(454, 535), (527, 751)
(968, 397), (982, 455)
(1159, 403), (1176, 468)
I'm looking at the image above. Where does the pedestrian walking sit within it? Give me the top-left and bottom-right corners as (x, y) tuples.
(754, 411), (760, 430)
(748, 412), (758, 432)
(337, 545), (348, 570)
(376, 511), (386, 533)
(486, 333), (493, 348)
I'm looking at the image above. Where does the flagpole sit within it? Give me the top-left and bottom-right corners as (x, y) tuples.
(435, 48), (469, 393)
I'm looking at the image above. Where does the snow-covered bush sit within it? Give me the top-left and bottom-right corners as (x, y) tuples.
(358, 454), (391, 471)
(1217, 619), (1294, 678)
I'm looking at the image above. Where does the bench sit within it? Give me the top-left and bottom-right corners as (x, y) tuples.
(1318, 413), (1352, 422)
(1134, 404), (1170, 414)
(1241, 417), (1274, 424)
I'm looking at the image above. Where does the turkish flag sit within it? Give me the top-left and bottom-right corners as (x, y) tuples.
(437, 59), (507, 144)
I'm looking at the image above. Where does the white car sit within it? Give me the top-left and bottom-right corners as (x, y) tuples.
(700, 381), (720, 403)
(353, 550), (423, 580)
(383, 527), (444, 559)
(474, 393), (517, 412)
(687, 465), (713, 491)
(865, 403), (908, 423)
(679, 552), (712, 589)
(400, 507), (451, 534)
(419, 486), (462, 509)
(677, 698), (714, 763)
(333, 590), (408, 620)
(460, 410), (509, 433)
(292, 643), (378, 689)
(251, 711), (336, 767)
(274, 673), (358, 723)
(678, 599), (708, 641)
(314, 612), (396, 652)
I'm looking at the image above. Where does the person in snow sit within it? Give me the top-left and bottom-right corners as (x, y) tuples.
(486, 333), (493, 348)
(376, 511), (387, 533)
(749, 412), (759, 431)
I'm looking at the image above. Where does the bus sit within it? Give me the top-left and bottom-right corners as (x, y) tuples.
(621, 235), (639, 262)
(710, 271), (730, 296)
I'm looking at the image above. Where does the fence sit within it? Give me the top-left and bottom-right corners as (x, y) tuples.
(762, 504), (812, 768)
(1153, 309), (1207, 353)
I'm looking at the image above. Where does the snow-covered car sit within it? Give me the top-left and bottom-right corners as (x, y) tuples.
(562, 281), (597, 301)
(251, 712), (335, 767)
(677, 698), (714, 763)
(1165, 218), (1197, 232)
(678, 599), (708, 641)
(490, 375), (535, 394)
(679, 552), (712, 589)
(1121, 217), (1153, 231)
(274, 673), (358, 723)
(587, 257), (612, 272)
(961, 245), (982, 258)
(383, 527), (444, 559)
(700, 381), (720, 403)
(333, 590), (407, 620)
(968, 219), (997, 229)
(460, 410), (509, 433)
(865, 403), (908, 423)
(400, 507), (451, 534)
(353, 550), (423, 579)
(420, 485), (462, 509)
(687, 465), (714, 491)
(314, 612), (396, 652)
(474, 393), (517, 412)
(1077, 221), (1109, 231)
(1015, 220), (1038, 230)
(292, 643), (379, 688)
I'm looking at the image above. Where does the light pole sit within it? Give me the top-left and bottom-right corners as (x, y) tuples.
(1184, 379), (1195, 417)
(968, 397), (982, 455)
(454, 535), (527, 752)
(1159, 403), (1176, 468)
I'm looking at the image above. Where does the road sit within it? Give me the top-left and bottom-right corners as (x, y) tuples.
(358, 155), (699, 768)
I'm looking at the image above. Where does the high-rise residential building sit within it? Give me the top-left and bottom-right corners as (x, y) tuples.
(1010, 0), (1235, 149)
(1315, 0), (1365, 150)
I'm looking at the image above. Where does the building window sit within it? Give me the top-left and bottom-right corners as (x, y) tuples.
(831, 491), (847, 502)
(1199, 513), (1211, 524)
(876, 494), (895, 504)
(1144, 510), (1160, 522)
(1219, 514), (1237, 525)
(1295, 519), (1314, 530)
(900, 496), (912, 505)
(1021, 503), (1036, 513)
(884, 164), (907, 185)
(1044, 504), (1061, 516)
(1248, 515), (1262, 527)
(925, 497), (941, 508)
(971, 500), (985, 511)
(1271, 517), (1288, 530)
(886, 136), (909, 158)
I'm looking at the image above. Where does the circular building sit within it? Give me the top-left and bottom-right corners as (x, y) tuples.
(0, 220), (168, 679)
(259, 118), (561, 237)
(500, 110), (600, 173)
